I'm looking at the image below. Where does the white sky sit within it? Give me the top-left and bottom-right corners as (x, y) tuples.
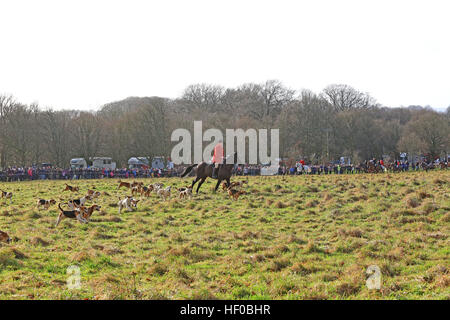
(1, 0), (449, 111)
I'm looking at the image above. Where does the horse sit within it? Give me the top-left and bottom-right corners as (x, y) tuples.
(367, 162), (383, 173)
(419, 161), (435, 171)
(355, 163), (366, 173)
(385, 162), (401, 173)
(180, 152), (238, 193)
(439, 162), (448, 170)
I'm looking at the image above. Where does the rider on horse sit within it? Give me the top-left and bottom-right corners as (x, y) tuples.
(212, 139), (224, 179)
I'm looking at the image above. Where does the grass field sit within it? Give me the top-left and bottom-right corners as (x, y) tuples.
(0, 171), (449, 300)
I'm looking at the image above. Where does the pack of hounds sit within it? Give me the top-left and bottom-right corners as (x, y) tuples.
(0, 179), (248, 241)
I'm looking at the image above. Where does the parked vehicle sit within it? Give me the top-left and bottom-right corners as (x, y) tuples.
(151, 157), (165, 169)
(128, 157), (149, 169)
(339, 156), (351, 165)
(260, 158), (281, 176)
(90, 157), (116, 170)
(70, 158), (87, 169)
(39, 162), (52, 168)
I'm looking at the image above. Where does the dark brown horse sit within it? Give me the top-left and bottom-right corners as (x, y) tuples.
(439, 162), (448, 170)
(180, 152), (238, 193)
(419, 161), (435, 171)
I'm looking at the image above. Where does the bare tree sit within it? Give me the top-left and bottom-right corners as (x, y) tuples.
(0, 82), (446, 168)
(398, 111), (449, 159)
(322, 84), (376, 112)
(182, 84), (225, 112)
(238, 80), (295, 124)
(40, 110), (73, 167)
(71, 112), (104, 162)
(0, 95), (16, 167)
(4, 103), (36, 166)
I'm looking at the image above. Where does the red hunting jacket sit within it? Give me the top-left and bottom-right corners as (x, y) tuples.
(212, 143), (224, 164)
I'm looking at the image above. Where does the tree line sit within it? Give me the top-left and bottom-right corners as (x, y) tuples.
(0, 81), (449, 168)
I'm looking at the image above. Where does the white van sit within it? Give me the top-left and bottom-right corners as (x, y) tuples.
(70, 158), (87, 169)
(91, 157), (116, 170)
(128, 157), (149, 169)
(260, 158), (281, 176)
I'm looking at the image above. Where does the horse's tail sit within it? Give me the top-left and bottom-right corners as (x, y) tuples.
(181, 164), (197, 178)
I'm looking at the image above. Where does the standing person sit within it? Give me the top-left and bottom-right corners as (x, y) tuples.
(167, 157), (174, 176)
(297, 161), (303, 175)
(212, 139), (224, 179)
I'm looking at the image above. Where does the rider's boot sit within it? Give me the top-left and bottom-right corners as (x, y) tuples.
(212, 166), (218, 179)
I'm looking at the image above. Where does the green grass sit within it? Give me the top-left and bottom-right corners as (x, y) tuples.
(0, 171), (449, 299)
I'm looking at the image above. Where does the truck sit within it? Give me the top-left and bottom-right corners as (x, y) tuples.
(90, 157), (116, 170)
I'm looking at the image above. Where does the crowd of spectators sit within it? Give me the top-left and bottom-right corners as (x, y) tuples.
(0, 159), (446, 182)
(264, 159), (446, 176)
(235, 159), (446, 176)
(0, 166), (182, 182)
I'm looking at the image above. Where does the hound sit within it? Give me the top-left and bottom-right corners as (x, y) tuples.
(227, 182), (240, 189)
(152, 183), (164, 193)
(0, 230), (11, 243)
(63, 184), (79, 192)
(157, 186), (171, 201)
(87, 189), (101, 198)
(118, 180), (142, 190)
(77, 204), (101, 221)
(140, 186), (152, 197)
(135, 181), (144, 189)
(178, 187), (193, 200)
(55, 203), (88, 226)
(118, 196), (140, 214)
(235, 180), (249, 188)
(227, 180), (248, 190)
(0, 190), (13, 204)
(67, 195), (92, 210)
(91, 191), (101, 199)
(227, 188), (245, 201)
(36, 199), (56, 210)
(131, 185), (140, 196)
(221, 182), (229, 191)
(118, 180), (132, 189)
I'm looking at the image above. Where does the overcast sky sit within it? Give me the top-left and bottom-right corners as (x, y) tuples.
(1, 0), (449, 111)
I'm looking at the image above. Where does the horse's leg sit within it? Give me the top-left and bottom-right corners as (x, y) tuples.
(191, 177), (200, 189)
(226, 178), (231, 188)
(214, 179), (222, 192)
(196, 178), (206, 194)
